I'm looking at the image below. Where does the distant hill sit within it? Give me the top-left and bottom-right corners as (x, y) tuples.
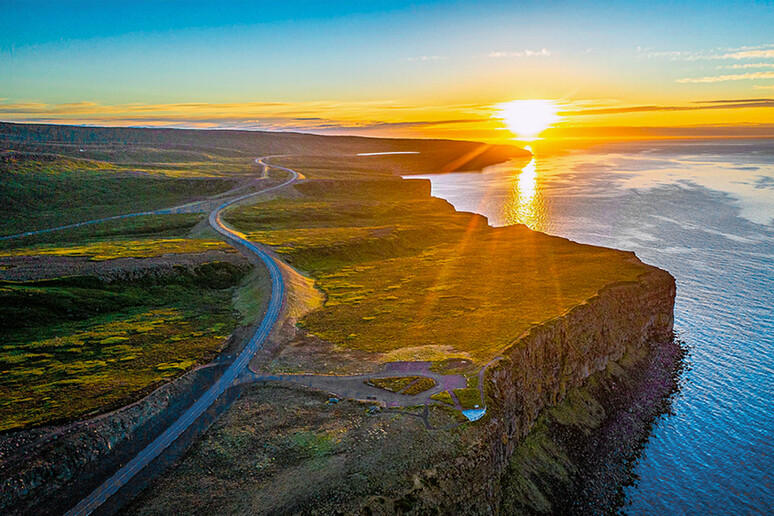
(0, 121), (530, 172)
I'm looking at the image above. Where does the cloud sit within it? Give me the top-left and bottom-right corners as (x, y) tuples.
(638, 44), (774, 61)
(719, 63), (774, 70)
(488, 48), (551, 58)
(676, 72), (774, 83)
(405, 55), (445, 62)
(720, 49), (774, 60)
(0, 99), (487, 135)
(698, 98), (774, 104)
(543, 124), (774, 139)
(562, 98), (774, 116)
(754, 85), (774, 90)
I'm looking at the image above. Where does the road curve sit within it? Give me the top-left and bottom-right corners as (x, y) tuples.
(64, 157), (298, 516)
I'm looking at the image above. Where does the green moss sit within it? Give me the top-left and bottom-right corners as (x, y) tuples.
(402, 376), (436, 395)
(0, 262), (250, 431)
(453, 388), (482, 410)
(501, 426), (576, 514)
(547, 387), (606, 433)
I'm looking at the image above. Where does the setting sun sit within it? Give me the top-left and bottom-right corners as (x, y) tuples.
(497, 100), (559, 140)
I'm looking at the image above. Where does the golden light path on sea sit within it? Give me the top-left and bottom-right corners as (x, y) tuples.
(503, 146), (547, 231)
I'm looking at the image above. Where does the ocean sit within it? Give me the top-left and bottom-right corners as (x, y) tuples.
(407, 139), (774, 514)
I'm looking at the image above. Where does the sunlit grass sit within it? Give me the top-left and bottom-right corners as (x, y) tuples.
(0, 238), (232, 261)
(226, 177), (648, 366)
(0, 262), (248, 431)
(0, 152), (236, 235)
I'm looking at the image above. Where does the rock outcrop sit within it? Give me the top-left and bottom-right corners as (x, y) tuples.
(360, 262), (677, 515)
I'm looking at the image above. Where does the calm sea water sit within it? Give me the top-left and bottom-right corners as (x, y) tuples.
(408, 139), (774, 514)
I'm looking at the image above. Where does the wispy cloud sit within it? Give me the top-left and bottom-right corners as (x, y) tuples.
(404, 55), (445, 62)
(676, 72), (774, 83)
(638, 44), (774, 61)
(488, 48), (551, 58)
(562, 98), (774, 116)
(720, 49), (774, 60)
(719, 63), (774, 69)
(544, 124), (774, 139)
(0, 99), (487, 136)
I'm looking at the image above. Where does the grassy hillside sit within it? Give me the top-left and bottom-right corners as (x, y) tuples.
(224, 158), (648, 368)
(0, 123), (541, 427)
(0, 152), (237, 236)
(0, 262), (250, 431)
(0, 122), (529, 168)
(0, 122), (528, 236)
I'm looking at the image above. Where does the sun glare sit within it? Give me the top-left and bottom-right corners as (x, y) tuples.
(497, 100), (559, 140)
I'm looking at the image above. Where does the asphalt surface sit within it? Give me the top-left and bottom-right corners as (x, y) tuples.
(63, 157), (298, 516)
(238, 364), (468, 408)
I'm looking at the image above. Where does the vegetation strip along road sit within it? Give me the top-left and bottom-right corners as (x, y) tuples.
(0, 157), (268, 241)
(64, 157), (297, 516)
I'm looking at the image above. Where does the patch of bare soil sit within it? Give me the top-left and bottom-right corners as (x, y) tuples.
(122, 384), (463, 516)
(254, 330), (385, 376)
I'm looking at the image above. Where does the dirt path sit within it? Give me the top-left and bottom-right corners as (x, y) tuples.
(240, 357), (506, 424)
(239, 366), (467, 408)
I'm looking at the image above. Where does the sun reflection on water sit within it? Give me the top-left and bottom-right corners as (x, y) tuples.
(504, 147), (546, 231)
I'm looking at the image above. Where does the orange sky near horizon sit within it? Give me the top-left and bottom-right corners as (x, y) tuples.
(2, 2), (773, 144)
(1, 98), (772, 144)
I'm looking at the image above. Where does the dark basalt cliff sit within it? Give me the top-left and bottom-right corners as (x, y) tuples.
(360, 263), (678, 515)
(1, 261), (678, 516)
(490, 262), (675, 456)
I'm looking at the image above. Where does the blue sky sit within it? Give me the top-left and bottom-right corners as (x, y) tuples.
(1, 1), (773, 140)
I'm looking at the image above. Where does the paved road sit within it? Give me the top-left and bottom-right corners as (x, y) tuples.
(238, 365), (467, 409)
(63, 157), (298, 516)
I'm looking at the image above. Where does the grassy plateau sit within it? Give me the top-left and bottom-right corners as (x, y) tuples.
(224, 161), (648, 367)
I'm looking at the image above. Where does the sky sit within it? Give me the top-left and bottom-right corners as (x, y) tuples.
(1, 0), (773, 142)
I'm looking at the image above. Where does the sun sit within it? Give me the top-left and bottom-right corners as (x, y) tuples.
(496, 100), (559, 140)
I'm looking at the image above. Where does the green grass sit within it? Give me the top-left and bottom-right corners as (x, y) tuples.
(0, 238), (232, 261)
(0, 152), (236, 235)
(402, 377), (437, 395)
(365, 376), (419, 393)
(0, 213), (206, 251)
(225, 177), (648, 365)
(453, 388), (482, 410)
(0, 262), (248, 431)
(232, 268), (271, 325)
(466, 374), (480, 389)
(430, 391), (455, 406)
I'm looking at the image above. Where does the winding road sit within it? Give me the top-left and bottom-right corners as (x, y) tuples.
(5, 154), (495, 513)
(63, 157), (298, 516)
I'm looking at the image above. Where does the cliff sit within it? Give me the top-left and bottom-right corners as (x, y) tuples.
(115, 257), (679, 516)
(359, 263), (677, 514)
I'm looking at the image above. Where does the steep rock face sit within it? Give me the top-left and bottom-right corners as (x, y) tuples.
(490, 263), (675, 451)
(0, 342), (238, 515)
(364, 264), (676, 515)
